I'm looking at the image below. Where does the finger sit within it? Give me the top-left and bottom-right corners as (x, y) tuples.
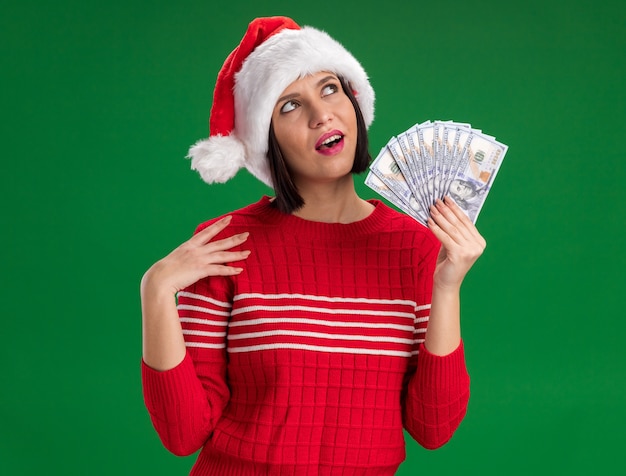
(429, 204), (485, 260)
(205, 250), (252, 276)
(428, 214), (484, 273)
(434, 198), (484, 247)
(442, 197), (487, 248)
(193, 215), (233, 244)
(429, 201), (469, 244)
(205, 249), (251, 265)
(442, 197), (470, 223)
(427, 216), (457, 251)
(436, 199), (473, 234)
(204, 232), (250, 253)
(204, 264), (245, 276)
(442, 197), (478, 233)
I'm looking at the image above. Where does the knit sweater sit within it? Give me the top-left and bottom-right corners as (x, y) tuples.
(142, 196), (470, 475)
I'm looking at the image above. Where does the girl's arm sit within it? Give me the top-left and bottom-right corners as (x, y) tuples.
(141, 216), (250, 370)
(425, 197), (486, 355)
(140, 216), (250, 455)
(403, 197), (484, 448)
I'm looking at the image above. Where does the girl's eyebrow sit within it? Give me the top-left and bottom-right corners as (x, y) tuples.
(276, 75), (338, 104)
(276, 92), (299, 104)
(316, 74), (338, 87)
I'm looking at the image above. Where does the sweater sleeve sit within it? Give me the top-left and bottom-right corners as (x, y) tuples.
(401, 229), (470, 449)
(141, 276), (232, 456)
(402, 341), (470, 449)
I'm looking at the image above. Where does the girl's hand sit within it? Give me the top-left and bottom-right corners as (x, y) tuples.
(142, 216), (251, 296)
(427, 197), (486, 291)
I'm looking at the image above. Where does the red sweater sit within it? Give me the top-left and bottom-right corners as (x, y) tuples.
(142, 196), (470, 475)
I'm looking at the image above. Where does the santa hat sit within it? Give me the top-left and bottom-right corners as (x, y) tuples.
(187, 16), (375, 188)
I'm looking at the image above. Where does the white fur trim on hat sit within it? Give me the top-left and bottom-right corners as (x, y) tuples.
(188, 134), (247, 184)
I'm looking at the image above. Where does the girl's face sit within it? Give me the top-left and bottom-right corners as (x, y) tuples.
(270, 72), (358, 189)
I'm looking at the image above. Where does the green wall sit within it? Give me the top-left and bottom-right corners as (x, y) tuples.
(2, 0), (624, 474)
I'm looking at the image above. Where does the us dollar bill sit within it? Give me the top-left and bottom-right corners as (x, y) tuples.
(365, 120), (508, 225)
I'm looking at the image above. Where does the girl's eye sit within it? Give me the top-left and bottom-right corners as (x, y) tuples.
(280, 100), (298, 113)
(321, 84), (338, 97)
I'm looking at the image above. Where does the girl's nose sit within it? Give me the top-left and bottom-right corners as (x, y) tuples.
(308, 101), (332, 128)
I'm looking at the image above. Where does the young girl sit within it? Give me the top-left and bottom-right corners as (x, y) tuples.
(141, 16), (485, 475)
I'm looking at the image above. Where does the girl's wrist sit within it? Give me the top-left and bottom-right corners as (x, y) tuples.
(431, 279), (462, 296)
(141, 263), (178, 299)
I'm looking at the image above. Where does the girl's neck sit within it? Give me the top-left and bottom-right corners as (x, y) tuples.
(291, 177), (375, 224)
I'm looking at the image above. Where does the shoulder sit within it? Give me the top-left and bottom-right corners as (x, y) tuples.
(193, 196), (274, 235)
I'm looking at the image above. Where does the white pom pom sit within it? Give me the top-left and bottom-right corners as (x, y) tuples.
(187, 135), (247, 184)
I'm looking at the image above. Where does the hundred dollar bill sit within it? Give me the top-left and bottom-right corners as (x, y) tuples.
(364, 171), (427, 224)
(440, 122), (472, 200)
(409, 120), (433, 209)
(399, 123), (427, 190)
(369, 145), (429, 223)
(397, 130), (423, 210)
(365, 120), (508, 225)
(395, 131), (428, 212)
(413, 123), (436, 207)
(433, 121), (469, 198)
(387, 137), (422, 204)
(433, 121), (446, 202)
(448, 132), (508, 223)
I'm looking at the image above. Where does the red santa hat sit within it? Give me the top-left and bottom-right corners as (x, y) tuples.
(187, 16), (375, 187)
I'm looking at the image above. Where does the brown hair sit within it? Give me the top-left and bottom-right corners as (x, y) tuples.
(267, 76), (371, 214)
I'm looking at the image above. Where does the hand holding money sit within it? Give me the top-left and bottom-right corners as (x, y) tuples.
(421, 195), (487, 356)
(428, 197), (487, 290)
(365, 120), (508, 225)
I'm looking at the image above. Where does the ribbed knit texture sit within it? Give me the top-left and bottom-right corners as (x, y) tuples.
(142, 196), (470, 475)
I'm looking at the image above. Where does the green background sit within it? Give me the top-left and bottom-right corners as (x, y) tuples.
(2, 0), (625, 474)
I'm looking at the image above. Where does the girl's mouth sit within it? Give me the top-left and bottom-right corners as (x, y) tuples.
(315, 130), (345, 155)
(316, 134), (343, 150)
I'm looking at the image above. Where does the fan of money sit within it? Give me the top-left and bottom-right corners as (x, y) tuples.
(365, 120), (508, 226)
